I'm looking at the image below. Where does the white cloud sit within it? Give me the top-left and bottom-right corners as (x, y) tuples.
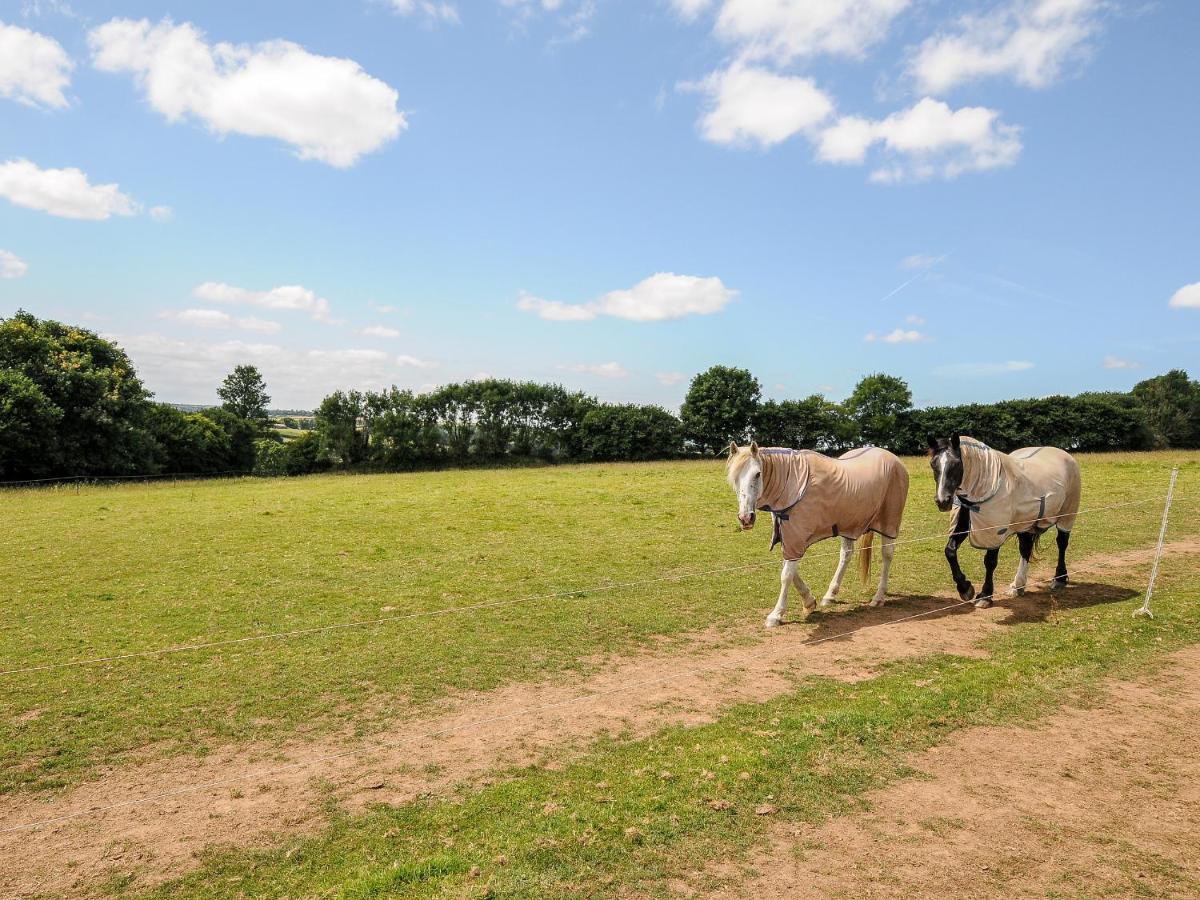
(361, 324), (401, 338)
(193, 281), (335, 322)
(656, 371), (688, 386)
(396, 353), (439, 368)
(383, 0), (460, 24)
(558, 361), (629, 379)
(686, 64), (834, 148)
(670, 0), (714, 23)
(817, 98), (1022, 182)
(161, 308), (284, 333)
(0, 21), (72, 109)
(0, 249), (28, 278)
(935, 360), (1035, 376)
(901, 253), (941, 269)
(0, 158), (140, 219)
(149, 204), (173, 222)
(865, 328), (926, 343)
(911, 0), (1103, 94)
(1103, 355), (1140, 370)
(905, 313), (925, 324)
(710, 0), (912, 65)
(518, 272), (738, 322)
(1168, 282), (1200, 309)
(500, 0), (596, 42)
(88, 18), (406, 168)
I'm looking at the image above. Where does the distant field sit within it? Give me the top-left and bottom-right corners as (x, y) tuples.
(3, 451), (1195, 796)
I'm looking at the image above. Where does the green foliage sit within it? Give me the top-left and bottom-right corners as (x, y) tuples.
(845, 373), (913, 449)
(681, 365), (762, 455)
(578, 403), (682, 461)
(753, 396), (852, 452)
(196, 407), (259, 471)
(1132, 369), (1200, 448)
(144, 404), (233, 474)
(217, 365), (271, 426)
(0, 310), (155, 478)
(316, 390), (368, 466)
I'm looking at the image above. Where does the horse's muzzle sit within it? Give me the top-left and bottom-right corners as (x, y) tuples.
(738, 512), (756, 529)
(935, 497), (953, 512)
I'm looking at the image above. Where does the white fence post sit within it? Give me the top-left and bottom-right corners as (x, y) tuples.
(1134, 467), (1180, 619)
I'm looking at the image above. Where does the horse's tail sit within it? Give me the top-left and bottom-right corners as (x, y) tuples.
(1031, 530), (1043, 562)
(858, 532), (874, 584)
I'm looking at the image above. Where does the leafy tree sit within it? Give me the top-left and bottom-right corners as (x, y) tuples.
(1132, 369), (1200, 448)
(144, 403), (232, 473)
(0, 310), (155, 478)
(196, 407), (259, 471)
(753, 396), (851, 451)
(218, 364), (271, 426)
(680, 365), (761, 455)
(579, 403), (682, 461)
(315, 389), (367, 465)
(844, 373), (912, 448)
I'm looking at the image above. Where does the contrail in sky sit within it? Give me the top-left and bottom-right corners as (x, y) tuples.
(878, 253), (950, 302)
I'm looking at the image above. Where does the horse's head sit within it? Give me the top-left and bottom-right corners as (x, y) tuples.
(927, 434), (963, 512)
(726, 441), (763, 530)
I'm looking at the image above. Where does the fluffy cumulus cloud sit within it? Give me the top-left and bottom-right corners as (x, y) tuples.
(865, 328), (926, 343)
(0, 20), (72, 109)
(193, 281), (335, 322)
(558, 361), (629, 379)
(0, 158), (140, 219)
(706, 0), (912, 65)
(1, 249), (28, 278)
(88, 18), (406, 168)
(687, 64), (833, 147)
(911, 0), (1103, 94)
(384, 0), (459, 24)
(817, 98), (1022, 182)
(518, 272), (737, 322)
(1103, 355), (1141, 370)
(1168, 282), (1200, 309)
(110, 333), (437, 406)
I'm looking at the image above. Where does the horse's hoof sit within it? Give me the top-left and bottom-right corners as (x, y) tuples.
(958, 583), (976, 602)
(819, 597), (836, 608)
(765, 616), (782, 629)
(1008, 585), (1025, 598)
(974, 597), (993, 609)
(868, 598), (885, 608)
(1051, 575), (1068, 593)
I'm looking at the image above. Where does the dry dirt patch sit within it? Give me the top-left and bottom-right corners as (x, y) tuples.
(1, 540), (1195, 898)
(706, 643), (1200, 899)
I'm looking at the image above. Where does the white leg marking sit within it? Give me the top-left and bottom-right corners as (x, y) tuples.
(1009, 555), (1030, 596)
(870, 539), (895, 607)
(767, 559), (796, 628)
(822, 536), (855, 605)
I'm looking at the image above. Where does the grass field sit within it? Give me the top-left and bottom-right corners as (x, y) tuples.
(2, 452), (1198, 897)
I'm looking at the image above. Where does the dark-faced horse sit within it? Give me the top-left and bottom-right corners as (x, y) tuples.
(927, 434), (1081, 608)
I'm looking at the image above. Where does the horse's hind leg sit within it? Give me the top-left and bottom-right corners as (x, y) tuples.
(821, 536), (855, 606)
(975, 548), (1000, 608)
(1053, 528), (1071, 590)
(869, 537), (895, 607)
(1009, 532), (1034, 597)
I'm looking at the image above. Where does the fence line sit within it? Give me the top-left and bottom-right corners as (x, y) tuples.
(0, 549), (1161, 838)
(0, 497), (1161, 679)
(1134, 467), (1180, 619)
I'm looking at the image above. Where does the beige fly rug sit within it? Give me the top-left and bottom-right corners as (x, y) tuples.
(954, 437), (1082, 550)
(756, 447), (909, 561)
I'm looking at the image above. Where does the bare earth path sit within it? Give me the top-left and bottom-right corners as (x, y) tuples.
(1, 540), (1195, 897)
(707, 643), (1200, 899)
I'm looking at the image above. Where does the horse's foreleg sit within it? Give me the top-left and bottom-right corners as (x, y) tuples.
(946, 506), (975, 602)
(1053, 528), (1071, 590)
(821, 536), (855, 606)
(975, 548), (1000, 608)
(870, 538), (895, 607)
(766, 559), (798, 628)
(1009, 532), (1034, 596)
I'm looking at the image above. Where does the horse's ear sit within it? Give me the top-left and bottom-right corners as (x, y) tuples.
(926, 435), (940, 454)
(749, 441), (760, 457)
(727, 441), (739, 457)
(950, 433), (961, 452)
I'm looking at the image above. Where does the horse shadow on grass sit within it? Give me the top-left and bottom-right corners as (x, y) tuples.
(780, 580), (1138, 644)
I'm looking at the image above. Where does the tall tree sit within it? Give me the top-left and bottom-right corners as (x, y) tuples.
(680, 365), (762, 455)
(845, 373), (912, 448)
(218, 364), (271, 425)
(1132, 369), (1200, 448)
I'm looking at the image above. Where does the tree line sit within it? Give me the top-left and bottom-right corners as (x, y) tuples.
(1, 311), (1196, 482)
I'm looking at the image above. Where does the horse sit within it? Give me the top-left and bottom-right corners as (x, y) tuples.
(927, 434), (1081, 609)
(726, 441), (909, 628)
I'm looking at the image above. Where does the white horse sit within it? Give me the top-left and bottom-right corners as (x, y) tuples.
(727, 441), (909, 628)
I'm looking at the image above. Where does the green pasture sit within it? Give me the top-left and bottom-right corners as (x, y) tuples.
(2, 453), (1196, 802)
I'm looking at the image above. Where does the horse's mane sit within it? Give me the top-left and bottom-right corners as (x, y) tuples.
(725, 447), (756, 486)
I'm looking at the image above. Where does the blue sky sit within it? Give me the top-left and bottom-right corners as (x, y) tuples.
(1, 0), (1197, 409)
